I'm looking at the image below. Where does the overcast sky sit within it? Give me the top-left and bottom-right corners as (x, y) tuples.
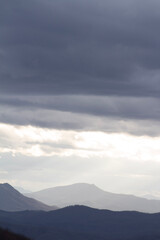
(1, 0), (160, 196)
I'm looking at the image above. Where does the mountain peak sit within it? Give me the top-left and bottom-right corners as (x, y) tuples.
(26, 182), (106, 207)
(0, 183), (11, 187)
(0, 183), (17, 190)
(69, 183), (98, 188)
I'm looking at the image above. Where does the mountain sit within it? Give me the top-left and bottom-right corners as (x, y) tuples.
(0, 206), (160, 240)
(27, 183), (160, 213)
(0, 227), (30, 240)
(0, 183), (57, 211)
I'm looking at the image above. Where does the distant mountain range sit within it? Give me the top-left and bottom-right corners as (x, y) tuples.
(1, 183), (160, 239)
(0, 205), (160, 240)
(27, 183), (160, 213)
(2, 181), (160, 214)
(0, 183), (57, 211)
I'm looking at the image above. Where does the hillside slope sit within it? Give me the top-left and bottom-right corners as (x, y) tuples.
(0, 206), (160, 240)
(0, 227), (30, 240)
(0, 183), (57, 211)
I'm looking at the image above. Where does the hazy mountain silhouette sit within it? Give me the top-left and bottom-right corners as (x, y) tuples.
(0, 205), (160, 240)
(0, 183), (57, 211)
(27, 183), (160, 213)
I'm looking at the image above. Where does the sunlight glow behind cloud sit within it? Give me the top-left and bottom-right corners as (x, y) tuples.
(0, 123), (160, 161)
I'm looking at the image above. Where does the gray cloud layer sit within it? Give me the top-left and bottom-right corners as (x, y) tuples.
(1, 0), (160, 135)
(1, 95), (160, 120)
(1, 0), (160, 96)
(1, 96), (160, 136)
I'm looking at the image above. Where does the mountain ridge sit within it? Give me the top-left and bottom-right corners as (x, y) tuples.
(0, 205), (160, 240)
(26, 182), (160, 213)
(0, 183), (57, 212)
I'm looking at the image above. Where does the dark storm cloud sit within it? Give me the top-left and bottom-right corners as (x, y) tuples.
(1, 95), (160, 121)
(1, 0), (160, 96)
(1, 96), (160, 136)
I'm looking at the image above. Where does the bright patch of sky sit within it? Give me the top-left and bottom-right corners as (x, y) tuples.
(0, 123), (160, 196)
(1, 123), (160, 161)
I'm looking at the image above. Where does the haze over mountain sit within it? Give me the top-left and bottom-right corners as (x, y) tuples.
(0, 183), (57, 211)
(0, 205), (160, 240)
(27, 183), (160, 213)
(141, 194), (160, 200)
(14, 186), (32, 194)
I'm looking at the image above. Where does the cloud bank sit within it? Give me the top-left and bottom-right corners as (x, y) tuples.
(1, 0), (160, 135)
(1, 0), (160, 97)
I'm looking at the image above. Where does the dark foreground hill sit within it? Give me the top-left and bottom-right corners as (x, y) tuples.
(0, 183), (57, 211)
(0, 205), (160, 240)
(27, 182), (160, 213)
(0, 227), (30, 240)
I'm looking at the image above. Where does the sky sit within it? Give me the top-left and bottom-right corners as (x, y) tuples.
(1, 0), (160, 196)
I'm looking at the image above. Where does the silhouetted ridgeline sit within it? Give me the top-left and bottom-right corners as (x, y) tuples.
(1, 206), (160, 239)
(0, 183), (57, 211)
(0, 227), (30, 240)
